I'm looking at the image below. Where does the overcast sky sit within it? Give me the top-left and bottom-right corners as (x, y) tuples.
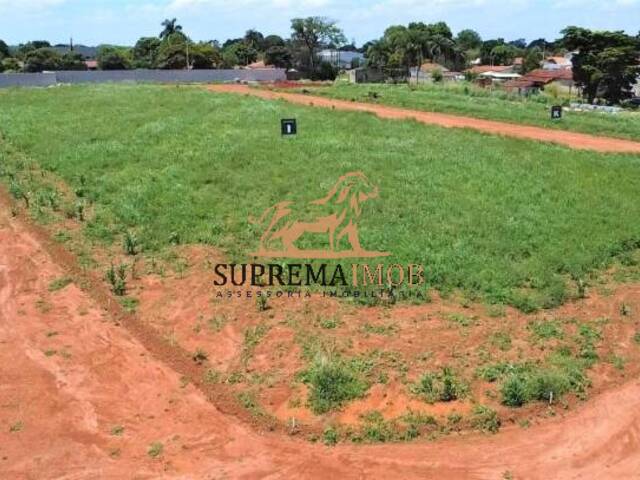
(1, 0), (639, 46)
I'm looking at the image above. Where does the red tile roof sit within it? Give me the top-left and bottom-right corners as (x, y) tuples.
(525, 68), (573, 83)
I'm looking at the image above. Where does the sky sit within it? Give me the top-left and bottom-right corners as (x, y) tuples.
(0, 0), (639, 47)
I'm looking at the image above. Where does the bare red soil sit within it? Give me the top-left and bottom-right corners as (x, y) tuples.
(2, 197), (640, 478)
(208, 84), (640, 154)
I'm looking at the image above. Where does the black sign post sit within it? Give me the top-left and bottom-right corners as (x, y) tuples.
(551, 105), (563, 120)
(281, 119), (297, 136)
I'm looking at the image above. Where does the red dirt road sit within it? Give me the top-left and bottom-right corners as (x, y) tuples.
(2, 203), (640, 478)
(208, 84), (640, 154)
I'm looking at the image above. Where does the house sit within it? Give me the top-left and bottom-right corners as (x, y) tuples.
(504, 68), (574, 94)
(84, 60), (98, 70)
(318, 49), (365, 69)
(410, 62), (449, 83)
(467, 65), (516, 75)
(542, 53), (574, 71)
(478, 71), (522, 84)
(633, 75), (640, 97)
(347, 67), (385, 84)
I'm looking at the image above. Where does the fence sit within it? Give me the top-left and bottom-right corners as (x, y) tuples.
(0, 69), (286, 88)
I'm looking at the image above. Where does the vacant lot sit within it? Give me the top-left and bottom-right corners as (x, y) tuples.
(289, 82), (640, 141)
(1, 84), (640, 448)
(1, 84), (639, 310)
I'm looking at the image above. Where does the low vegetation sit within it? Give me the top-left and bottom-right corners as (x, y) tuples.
(2, 85), (640, 311)
(412, 367), (469, 403)
(298, 82), (640, 141)
(300, 354), (369, 414)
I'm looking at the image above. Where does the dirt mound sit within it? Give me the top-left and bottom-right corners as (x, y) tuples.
(2, 200), (640, 478)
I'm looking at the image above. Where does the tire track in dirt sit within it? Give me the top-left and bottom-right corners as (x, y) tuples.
(207, 84), (640, 154)
(2, 197), (640, 478)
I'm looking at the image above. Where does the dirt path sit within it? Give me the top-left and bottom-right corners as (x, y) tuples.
(208, 84), (640, 154)
(2, 204), (640, 479)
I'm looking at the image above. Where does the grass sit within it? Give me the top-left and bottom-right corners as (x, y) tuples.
(298, 82), (640, 141)
(528, 319), (565, 342)
(1, 84), (640, 311)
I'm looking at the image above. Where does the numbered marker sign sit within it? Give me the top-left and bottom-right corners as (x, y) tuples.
(281, 119), (297, 136)
(551, 106), (562, 120)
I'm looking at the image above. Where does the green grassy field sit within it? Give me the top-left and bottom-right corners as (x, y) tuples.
(292, 82), (640, 141)
(1, 84), (640, 311)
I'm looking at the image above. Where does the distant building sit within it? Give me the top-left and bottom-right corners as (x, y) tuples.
(318, 49), (365, 69)
(84, 60), (98, 70)
(410, 63), (463, 83)
(542, 53), (574, 70)
(504, 68), (574, 94)
(467, 65), (517, 75)
(347, 67), (386, 84)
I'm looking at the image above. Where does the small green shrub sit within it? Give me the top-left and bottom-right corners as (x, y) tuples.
(302, 355), (368, 414)
(471, 405), (500, 433)
(477, 362), (532, 382)
(413, 367), (468, 402)
(501, 374), (528, 407)
(147, 441), (163, 458)
(119, 296), (139, 313)
(123, 231), (139, 255)
(360, 411), (394, 443)
(106, 263), (127, 296)
(323, 426), (339, 445)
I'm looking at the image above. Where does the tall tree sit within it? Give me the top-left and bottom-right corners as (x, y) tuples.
(23, 48), (62, 72)
(263, 35), (286, 50)
(264, 45), (291, 68)
(160, 18), (182, 39)
(456, 29), (482, 50)
(61, 52), (87, 70)
(156, 32), (189, 69)
(0, 39), (10, 59)
(96, 45), (132, 70)
(522, 46), (543, 73)
(190, 42), (221, 69)
(243, 29), (264, 51)
(132, 37), (161, 68)
(562, 26), (640, 104)
(290, 17), (346, 73)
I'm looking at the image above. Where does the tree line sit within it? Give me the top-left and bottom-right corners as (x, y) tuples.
(0, 17), (638, 104)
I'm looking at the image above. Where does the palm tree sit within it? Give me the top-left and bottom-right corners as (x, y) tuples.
(160, 18), (182, 39)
